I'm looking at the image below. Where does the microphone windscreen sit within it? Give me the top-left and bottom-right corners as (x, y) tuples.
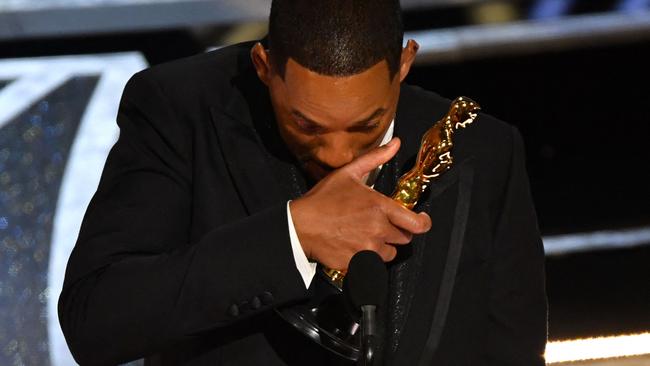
(343, 250), (388, 309)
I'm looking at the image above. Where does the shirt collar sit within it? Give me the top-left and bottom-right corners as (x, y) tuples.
(365, 118), (395, 187)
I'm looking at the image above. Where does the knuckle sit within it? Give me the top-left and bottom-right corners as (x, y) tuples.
(390, 230), (411, 244)
(360, 241), (378, 252)
(368, 217), (385, 237)
(369, 215), (386, 239)
(370, 241), (383, 252)
(369, 200), (386, 215)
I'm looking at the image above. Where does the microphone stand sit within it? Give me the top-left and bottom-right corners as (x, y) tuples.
(359, 304), (377, 366)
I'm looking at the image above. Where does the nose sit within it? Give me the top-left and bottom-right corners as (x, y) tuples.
(314, 135), (355, 170)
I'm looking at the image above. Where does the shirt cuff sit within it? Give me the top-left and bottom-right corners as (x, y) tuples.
(287, 200), (317, 289)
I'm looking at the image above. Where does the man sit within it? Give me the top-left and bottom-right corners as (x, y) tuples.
(59, 0), (547, 365)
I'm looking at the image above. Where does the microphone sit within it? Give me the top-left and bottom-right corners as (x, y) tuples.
(343, 250), (389, 366)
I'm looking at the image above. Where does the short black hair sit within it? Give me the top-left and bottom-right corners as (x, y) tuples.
(268, 0), (404, 79)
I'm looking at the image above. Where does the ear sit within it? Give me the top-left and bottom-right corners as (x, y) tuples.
(251, 42), (273, 85)
(398, 39), (419, 83)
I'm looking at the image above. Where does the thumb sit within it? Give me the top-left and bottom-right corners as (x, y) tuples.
(344, 137), (400, 181)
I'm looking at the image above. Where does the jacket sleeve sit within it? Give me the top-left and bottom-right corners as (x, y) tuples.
(482, 126), (548, 365)
(58, 71), (308, 365)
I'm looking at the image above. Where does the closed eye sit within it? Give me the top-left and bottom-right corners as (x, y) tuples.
(295, 119), (325, 135)
(347, 121), (380, 133)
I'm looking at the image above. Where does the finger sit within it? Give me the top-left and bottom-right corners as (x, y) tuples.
(383, 226), (413, 245)
(375, 244), (397, 263)
(343, 137), (400, 181)
(384, 202), (432, 234)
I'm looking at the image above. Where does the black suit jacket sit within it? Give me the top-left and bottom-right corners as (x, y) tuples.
(59, 41), (547, 365)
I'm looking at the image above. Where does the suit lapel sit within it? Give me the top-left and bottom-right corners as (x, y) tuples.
(417, 161), (474, 365)
(383, 88), (476, 364)
(212, 109), (281, 214)
(211, 63), (306, 214)
(383, 160), (466, 348)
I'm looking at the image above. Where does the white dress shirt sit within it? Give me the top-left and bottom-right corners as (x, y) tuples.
(287, 120), (395, 288)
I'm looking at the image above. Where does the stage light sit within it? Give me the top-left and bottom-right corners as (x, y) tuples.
(529, 0), (574, 20)
(543, 226), (650, 255)
(0, 52), (147, 366)
(619, 0), (650, 12)
(546, 332), (650, 363)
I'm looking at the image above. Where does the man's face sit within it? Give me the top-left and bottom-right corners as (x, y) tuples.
(266, 58), (401, 182)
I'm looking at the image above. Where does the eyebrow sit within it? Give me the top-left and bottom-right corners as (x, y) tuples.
(291, 108), (387, 130)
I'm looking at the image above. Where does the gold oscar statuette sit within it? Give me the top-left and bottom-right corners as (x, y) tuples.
(323, 96), (481, 287)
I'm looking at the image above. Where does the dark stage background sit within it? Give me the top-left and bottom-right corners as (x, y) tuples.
(1, 1), (649, 365)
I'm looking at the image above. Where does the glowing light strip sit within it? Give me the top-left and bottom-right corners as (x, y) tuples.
(546, 333), (650, 363)
(408, 11), (650, 64)
(543, 226), (650, 255)
(0, 72), (70, 129)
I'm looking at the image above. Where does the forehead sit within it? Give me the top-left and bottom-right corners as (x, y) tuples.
(280, 58), (395, 122)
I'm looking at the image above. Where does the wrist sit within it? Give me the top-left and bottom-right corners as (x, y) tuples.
(289, 199), (312, 260)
